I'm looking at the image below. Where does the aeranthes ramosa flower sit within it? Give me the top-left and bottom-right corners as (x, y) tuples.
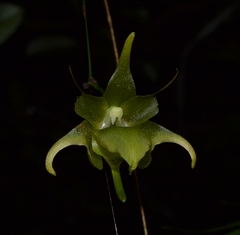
(45, 33), (196, 202)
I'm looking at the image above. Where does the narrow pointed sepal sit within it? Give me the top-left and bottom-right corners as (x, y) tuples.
(103, 32), (136, 106)
(45, 121), (103, 176)
(141, 121), (196, 168)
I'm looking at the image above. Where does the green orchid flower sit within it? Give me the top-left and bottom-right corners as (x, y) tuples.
(45, 32), (196, 202)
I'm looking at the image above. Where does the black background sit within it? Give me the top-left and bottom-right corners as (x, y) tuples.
(1, 0), (240, 234)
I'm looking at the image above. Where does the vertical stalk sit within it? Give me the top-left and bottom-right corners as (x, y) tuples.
(134, 170), (149, 235)
(103, 0), (119, 65)
(82, 0), (105, 94)
(82, 0), (92, 78)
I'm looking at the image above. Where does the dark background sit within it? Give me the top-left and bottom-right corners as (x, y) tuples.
(1, 0), (240, 234)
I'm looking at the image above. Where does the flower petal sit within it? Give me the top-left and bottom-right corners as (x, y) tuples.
(121, 95), (158, 126)
(103, 32), (136, 106)
(141, 121), (196, 168)
(75, 93), (109, 130)
(45, 121), (103, 176)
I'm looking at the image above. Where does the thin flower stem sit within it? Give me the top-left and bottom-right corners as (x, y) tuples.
(134, 170), (149, 235)
(105, 171), (119, 235)
(82, 0), (105, 94)
(82, 0), (92, 78)
(103, 0), (119, 65)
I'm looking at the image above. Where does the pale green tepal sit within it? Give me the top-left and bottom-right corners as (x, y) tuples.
(45, 32), (196, 202)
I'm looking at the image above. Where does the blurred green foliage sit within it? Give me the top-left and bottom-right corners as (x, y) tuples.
(0, 3), (24, 45)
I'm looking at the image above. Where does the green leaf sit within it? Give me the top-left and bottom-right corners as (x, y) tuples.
(121, 95), (158, 126)
(0, 3), (24, 45)
(103, 32), (136, 106)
